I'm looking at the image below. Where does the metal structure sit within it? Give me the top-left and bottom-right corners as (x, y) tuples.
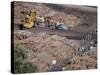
(79, 32), (92, 53)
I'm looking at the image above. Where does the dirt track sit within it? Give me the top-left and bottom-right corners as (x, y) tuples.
(14, 26), (97, 40)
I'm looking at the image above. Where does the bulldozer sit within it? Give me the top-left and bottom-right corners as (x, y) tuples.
(20, 10), (36, 30)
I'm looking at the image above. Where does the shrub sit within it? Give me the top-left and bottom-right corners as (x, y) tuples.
(14, 45), (38, 73)
(22, 62), (38, 73)
(14, 61), (38, 73)
(14, 45), (27, 61)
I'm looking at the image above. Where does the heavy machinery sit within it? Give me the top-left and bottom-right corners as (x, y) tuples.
(44, 16), (68, 31)
(19, 10), (68, 31)
(56, 23), (68, 31)
(20, 10), (36, 30)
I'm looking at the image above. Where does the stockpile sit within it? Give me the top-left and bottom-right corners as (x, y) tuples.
(14, 30), (75, 71)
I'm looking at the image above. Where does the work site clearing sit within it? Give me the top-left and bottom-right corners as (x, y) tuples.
(12, 1), (97, 73)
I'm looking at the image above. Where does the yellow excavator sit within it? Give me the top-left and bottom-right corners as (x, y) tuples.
(20, 10), (36, 30)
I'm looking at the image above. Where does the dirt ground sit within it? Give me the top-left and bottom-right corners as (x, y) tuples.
(12, 1), (97, 72)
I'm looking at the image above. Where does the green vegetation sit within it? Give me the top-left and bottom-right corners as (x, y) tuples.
(14, 45), (27, 61)
(14, 45), (38, 73)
